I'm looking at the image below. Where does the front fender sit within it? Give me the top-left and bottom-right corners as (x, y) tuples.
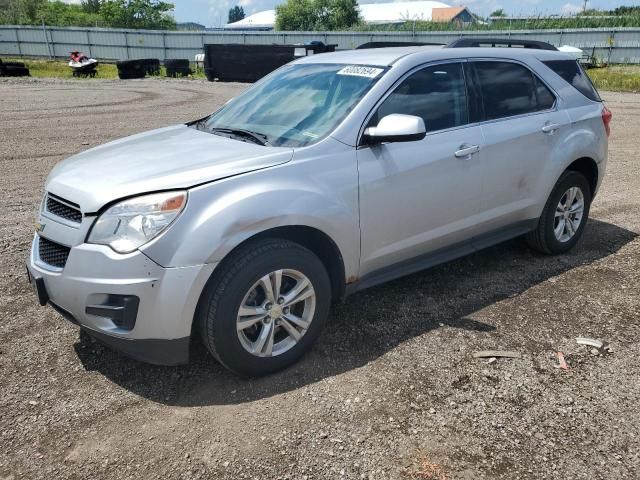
(140, 145), (360, 282)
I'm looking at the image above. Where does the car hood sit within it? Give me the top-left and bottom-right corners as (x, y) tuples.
(45, 124), (294, 212)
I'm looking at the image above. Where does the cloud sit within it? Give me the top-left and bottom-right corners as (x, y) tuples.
(561, 2), (583, 14)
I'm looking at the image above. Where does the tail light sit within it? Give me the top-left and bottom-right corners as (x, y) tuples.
(602, 105), (612, 137)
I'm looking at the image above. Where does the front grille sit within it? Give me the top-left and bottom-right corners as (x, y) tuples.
(46, 194), (82, 223)
(38, 236), (70, 269)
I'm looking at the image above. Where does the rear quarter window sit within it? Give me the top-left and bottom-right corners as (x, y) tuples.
(543, 60), (601, 102)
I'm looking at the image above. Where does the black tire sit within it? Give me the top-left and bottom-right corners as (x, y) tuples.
(141, 58), (160, 75)
(166, 66), (192, 78)
(116, 59), (143, 69)
(117, 59), (146, 79)
(3, 66), (30, 77)
(198, 238), (332, 376)
(118, 69), (145, 80)
(526, 170), (592, 254)
(3, 61), (25, 67)
(164, 58), (190, 69)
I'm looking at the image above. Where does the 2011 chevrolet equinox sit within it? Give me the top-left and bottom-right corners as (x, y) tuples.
(27, 47), (611, 376)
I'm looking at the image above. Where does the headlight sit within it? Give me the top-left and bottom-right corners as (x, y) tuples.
(88, 191), (187, 253)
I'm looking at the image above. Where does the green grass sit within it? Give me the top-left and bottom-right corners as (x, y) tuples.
(3, 57), (118, 79)
(587, 65), (640, 93)
(2, 57), (208, 80)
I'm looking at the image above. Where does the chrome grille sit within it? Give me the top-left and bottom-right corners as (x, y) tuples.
(38, 236), (70, 269)
(46, 194), (82, 223)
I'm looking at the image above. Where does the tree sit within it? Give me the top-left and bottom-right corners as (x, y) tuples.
(82, 0), (101, 14)
(490, 8), (506, 17)
(0, 0), (176, 28)
(0, 0), (45, 24)
(275, 0), (360, 31)
(611, 6), (640, 15)
(227, 5), (244, 23)
(99, 0), (176, 29)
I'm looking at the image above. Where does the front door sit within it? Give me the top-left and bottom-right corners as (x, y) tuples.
(357, 61), (485, 278)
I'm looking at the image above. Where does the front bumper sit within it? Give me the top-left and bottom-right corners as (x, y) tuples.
(27, 234), (216, 365)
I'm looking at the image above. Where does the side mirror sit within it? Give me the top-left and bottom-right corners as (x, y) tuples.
(363, 114), (426, 144)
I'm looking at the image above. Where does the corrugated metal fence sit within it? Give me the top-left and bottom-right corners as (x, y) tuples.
(1, 25), (639, 63)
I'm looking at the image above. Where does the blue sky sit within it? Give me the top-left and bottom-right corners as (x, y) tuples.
(172, 0), (638, 27)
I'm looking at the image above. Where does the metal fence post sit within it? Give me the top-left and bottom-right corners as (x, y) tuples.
(16, 27), (23, 58)
(41, 21), (51, 59)
(86, 29), (92, 58)
(607, 30), (616, 65)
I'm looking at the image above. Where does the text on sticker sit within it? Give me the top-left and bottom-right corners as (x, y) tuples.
(337, 66), (384, 78)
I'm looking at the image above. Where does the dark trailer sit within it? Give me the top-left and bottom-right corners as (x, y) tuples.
(204, 42), (337, 83)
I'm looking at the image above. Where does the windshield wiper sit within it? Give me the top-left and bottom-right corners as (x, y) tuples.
(208, 127), (271, 146)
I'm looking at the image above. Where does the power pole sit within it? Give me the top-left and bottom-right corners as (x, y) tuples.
(583, 0), (588, 13)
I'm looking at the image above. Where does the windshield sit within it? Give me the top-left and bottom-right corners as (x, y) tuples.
(203, 63), (386, 148)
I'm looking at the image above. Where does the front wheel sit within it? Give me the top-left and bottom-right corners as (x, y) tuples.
(526, 171), (592, 254)
(198, 238), (331, 376)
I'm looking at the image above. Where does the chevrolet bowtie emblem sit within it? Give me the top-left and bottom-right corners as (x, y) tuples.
(35, 222), (45, 233)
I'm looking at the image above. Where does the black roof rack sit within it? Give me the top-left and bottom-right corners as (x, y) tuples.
(356, 41), (445, 50)
(446, 38), (557, 51)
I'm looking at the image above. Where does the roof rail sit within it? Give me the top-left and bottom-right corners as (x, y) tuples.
(356, 41), (445, 49)
(446, 38), (557, 51)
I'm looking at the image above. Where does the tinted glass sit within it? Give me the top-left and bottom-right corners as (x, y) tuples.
(474, 61), (542, 120)
(535, 76), (556, 110)
(374, 63), (468, 133)
(543, 60), (601, 102)
(205, 64), (384, 147)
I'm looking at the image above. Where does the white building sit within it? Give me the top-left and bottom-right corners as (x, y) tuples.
(224, 1), (472, 30)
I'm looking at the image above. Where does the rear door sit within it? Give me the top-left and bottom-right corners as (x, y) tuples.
(467, 60), (570, 237)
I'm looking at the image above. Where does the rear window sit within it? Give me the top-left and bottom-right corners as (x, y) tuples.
(543, 60), (601, 102)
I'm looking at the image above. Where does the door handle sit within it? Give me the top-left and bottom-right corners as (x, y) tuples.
(541, 123), (561, 134)
(454, 144), (480, 158)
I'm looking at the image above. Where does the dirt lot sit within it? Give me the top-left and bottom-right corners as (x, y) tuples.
(0, 77), (639, 480)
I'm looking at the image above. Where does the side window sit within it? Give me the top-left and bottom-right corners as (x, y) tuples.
(373, 63), (468, 133)
(474, 61), (553, 120)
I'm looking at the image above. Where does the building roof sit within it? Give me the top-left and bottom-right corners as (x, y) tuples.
(224, 1), (454, 29)
(431, 6), (467, 22)
(226, 9), (276, 29)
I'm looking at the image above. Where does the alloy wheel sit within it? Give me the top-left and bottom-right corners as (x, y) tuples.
(236, 269), (316, 357)
(554, 186), (585, 243)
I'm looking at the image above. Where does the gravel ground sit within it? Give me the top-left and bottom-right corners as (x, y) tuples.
(0, 78), (639, 480)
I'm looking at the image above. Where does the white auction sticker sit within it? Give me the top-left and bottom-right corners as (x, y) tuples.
(337, 65), (384, 78)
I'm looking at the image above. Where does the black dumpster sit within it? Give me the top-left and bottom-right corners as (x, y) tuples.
(204, 42), (337, 83)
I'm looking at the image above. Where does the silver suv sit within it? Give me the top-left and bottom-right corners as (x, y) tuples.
(27, 47), (611, 376)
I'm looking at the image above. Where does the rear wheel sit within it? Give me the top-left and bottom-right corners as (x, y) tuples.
(198, 238), (331, 376)
(526, 171), (592, 254)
